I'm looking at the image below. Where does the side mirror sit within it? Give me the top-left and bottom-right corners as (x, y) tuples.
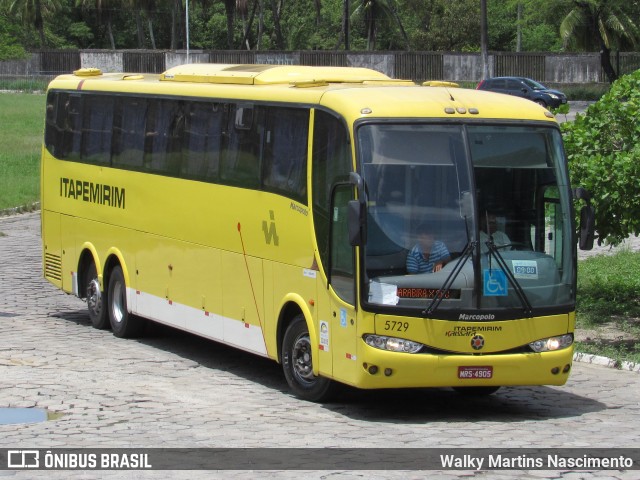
(579, 205), (595, 250)
(573, 187), (595, 250)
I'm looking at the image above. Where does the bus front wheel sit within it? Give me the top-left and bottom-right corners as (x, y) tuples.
(108, 266), (146, 338)
(282, 315), (335, 402)
(86, 262), (110, 330)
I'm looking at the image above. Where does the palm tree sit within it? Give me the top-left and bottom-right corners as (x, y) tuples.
(560, 0), (639, 83)
(76, 0), (120, 49)
(129, 0), (158, 49)
(4, 0), (61, 47)
(342, 0), (349, 49)
(351, 0), (409, 50)
(480, 0), (489, 79)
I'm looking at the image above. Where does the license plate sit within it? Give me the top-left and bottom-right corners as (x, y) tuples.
(458, 366), (493, 379)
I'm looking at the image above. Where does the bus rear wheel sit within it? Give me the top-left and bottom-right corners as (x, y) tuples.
(86, 262), (110, 330)
(108, 265), (146, 338)
(281, 315), (335, 402)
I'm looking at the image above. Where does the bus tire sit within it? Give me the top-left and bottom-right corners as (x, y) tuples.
(107, 265), (145, 338)
(281, 314), (335, 402)
(86, 262), (110, 330)
(453, 386), (500, 396)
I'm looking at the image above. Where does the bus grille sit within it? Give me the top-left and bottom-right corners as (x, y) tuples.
(44, 253), (62, 281)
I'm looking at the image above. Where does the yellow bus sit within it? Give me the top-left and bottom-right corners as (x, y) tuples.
(41, 64), (594, 401)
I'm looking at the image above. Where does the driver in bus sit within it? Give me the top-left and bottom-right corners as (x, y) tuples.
(406, 224), (451, 274)
(479, 212), (512, 254)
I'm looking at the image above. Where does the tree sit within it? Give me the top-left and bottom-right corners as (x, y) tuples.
(76, 0), (120, 49)
(400, 0), (479, 52)
(351, 0), (409, 50)
(4, 0), (62, 47)
(480, 0), (488, 79)
(561, 70), (640, 246)
(129, 0), (158, 49)
(560, 0), (639, 83)
(0, 8), (29, 57)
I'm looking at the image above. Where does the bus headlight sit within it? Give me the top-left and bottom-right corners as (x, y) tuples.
(363, 334), (423, 353)
(529, 334), (573, 352)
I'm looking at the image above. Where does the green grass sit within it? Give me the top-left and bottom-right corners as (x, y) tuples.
(0, 93), (45, 211)
(576, 250), (640, 365)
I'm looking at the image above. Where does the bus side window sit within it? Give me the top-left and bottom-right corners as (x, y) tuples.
(45, 91), (65, 158)
(182, 101), (223, 183)
(80, 94), (113, 166)
(262, 107), (308, 204)
(63, 94), (83, 162)
(312, 109), (353, 300)
(144, 99), (184, 176)
(112, 97), (148, 171)
(220, 104), (261, 189)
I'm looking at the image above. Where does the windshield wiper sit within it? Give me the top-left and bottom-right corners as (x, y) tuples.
(485, 239), (533, 316)
(423, 240), (476, 317)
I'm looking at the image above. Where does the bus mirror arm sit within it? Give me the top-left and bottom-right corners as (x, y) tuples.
(348, 172), (367, 247)
(579, 205), (595, 250)
(573, 187), (595, 251)
(349, 171), (363, 190)
(348, 200), (365, 247)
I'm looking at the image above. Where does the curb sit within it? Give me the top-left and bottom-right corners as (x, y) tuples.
(0, 202), (40, 217)
(573, 352), (640, 373)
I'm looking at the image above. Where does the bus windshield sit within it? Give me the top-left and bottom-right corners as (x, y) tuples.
(358, 123), (574, 318)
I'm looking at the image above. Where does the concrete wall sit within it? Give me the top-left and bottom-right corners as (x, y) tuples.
(545, 54), (603, 84)
(2, 50), (635, 84)
(347, 53), (394, 77)
(80, 51), (123, 72)
(443, 54), (491, 83)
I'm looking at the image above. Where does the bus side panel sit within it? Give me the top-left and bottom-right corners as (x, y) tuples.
(134, 232), (185, 329)
(176, 245), (224, 342)
(221, 252), (267, 354)
(269, 262), (325, 371)
(59, 213), (79, 295)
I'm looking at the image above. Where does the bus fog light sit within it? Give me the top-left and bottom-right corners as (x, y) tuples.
(529, 334), (573, 353)
(363, 334), (423, 353)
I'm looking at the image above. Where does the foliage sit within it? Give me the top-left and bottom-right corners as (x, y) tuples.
(0, 9), (28, 58)
(560, 0), (640, 83)
(562, 69), (640, 246)
(401, 0), (479, 51)
(0, 0), (627, 53)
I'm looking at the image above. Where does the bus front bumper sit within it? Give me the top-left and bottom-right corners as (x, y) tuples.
(348, 343), (574, 390)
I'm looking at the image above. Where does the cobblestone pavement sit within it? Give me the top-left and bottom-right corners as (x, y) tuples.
(0, 213), (639, 480)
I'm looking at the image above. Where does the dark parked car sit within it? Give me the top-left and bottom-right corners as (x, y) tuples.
(476, 77), (567, 108)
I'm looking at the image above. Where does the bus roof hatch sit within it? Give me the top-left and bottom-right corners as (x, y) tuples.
(160, 63), (401, 86)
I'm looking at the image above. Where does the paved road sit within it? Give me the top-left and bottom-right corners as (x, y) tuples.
(0, 213), (638, 479)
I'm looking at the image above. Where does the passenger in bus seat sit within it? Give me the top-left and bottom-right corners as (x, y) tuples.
(406, 224), (451, 274)
(479, 212), (512, 253)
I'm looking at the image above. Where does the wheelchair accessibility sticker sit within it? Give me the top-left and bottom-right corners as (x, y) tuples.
(483, 269), (508, 296)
